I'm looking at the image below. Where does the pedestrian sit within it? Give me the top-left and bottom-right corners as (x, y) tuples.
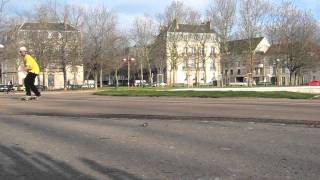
(19, 47), (41, 100)
(6, 80), (13, 94)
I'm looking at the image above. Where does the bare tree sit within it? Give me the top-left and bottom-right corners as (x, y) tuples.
(166, 22), (182, 86)
(180, 31), (212, 86)
(151, 27), (167, 85)
(83, 6), (117, 89)
(157, 0), (188, 26)
(238, 0), (270, 86)
(157, 1), (202, 26)
(185, 8), (202, 25)
(110, 33), (129, 88)
(131, 15), (158, 84)
(207, 0), (236, 86)
(0, 0), (9, 21)
(0, 0), (10, 38)
(269, 1), (318, 85)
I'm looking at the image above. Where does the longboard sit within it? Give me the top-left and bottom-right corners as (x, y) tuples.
(21, 96), (38, 101)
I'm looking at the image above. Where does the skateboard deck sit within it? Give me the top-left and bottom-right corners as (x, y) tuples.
(21, 96), (38, 101)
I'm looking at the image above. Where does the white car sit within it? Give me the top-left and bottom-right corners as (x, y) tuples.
(229, 82), (248, 86)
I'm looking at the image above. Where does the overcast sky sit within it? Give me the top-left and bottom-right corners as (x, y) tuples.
(6, 0), (320, 29)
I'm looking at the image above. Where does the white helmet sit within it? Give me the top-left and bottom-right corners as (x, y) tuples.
(19, 46), (27, 52)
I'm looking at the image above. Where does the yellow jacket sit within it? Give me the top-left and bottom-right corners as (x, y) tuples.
(23, 54), (40, 74)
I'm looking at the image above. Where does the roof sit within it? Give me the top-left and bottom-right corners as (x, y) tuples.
(265, 44), (282, 55)
(226, 37), (264, 55)
(167, 20), (213, 34)
(168, 24), (213, 33)
(20, 22), (77, 31)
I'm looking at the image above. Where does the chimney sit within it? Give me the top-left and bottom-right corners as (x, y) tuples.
(173, 18), (179, 30)
(206, 21), (211, 30)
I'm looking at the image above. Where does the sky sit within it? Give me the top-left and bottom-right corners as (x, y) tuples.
(5, 0), (320, 29)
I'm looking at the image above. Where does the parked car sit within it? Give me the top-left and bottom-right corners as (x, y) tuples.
(15, 85), (25, 91)
(229, 82), (248, 86)
(134, 80), (148, 87)
(152, 82), (167, 87)
(305, 80), (320, 86)
(66, 84), (82, 89)
(82, 80), (95, 88)
(256, 81), (273, 86)
(0, 84), (9, 92)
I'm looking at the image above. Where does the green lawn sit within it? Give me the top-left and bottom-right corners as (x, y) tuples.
(95, 87), (315, 99)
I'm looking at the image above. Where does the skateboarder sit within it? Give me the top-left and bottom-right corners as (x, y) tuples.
(19, 47), (41, 100)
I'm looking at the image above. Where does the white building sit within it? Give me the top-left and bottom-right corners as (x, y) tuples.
(157, 20), (221, 86)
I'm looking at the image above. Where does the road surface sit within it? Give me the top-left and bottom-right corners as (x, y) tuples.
(0, 92), (319, 179)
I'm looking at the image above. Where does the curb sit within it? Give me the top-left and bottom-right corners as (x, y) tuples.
(15, 112), (320, 127)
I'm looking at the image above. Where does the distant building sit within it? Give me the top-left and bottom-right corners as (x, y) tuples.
(1, 22), (83, 89)
(155, 20), (221, 86)
(221, 37), (274, 85)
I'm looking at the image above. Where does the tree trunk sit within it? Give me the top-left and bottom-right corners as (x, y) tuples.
(42, 71), (46, 87)
(289, 72), (293, 86)
(140, 62), (143, 83)
(249, 53), (253, 87)
(203, 64), (207, 84)
(149, 68), (152, 85)
(147, 62), (152, 84)
(172, 68), (176, 86)
(115, 68), (119, 88)
(63, 64), (67, 90)
(99, 65), (103, 88)
(94, 69), (98, 89)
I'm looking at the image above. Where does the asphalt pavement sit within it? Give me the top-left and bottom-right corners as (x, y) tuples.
(0, 92), (319, 179)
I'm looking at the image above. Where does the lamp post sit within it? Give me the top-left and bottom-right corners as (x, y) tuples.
(0, 44), (4, 84)
(274, 59), (280, 86)
(123, 57), (135, 88)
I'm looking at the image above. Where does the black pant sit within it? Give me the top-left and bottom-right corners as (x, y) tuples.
(24, 73), (41, 96)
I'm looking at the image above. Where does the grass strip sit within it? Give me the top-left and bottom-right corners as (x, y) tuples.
(95, 89), (315, 99)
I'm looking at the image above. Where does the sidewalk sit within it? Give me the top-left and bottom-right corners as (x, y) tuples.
(172, 86), (320, 94)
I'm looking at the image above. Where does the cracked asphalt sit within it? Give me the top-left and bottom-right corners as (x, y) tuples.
(0, 92), (319, 179)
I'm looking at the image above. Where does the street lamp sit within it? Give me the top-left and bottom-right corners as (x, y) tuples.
(274, 59), (280, 86)
(0, 44), (4, 84)
(123, 57), (135, 88)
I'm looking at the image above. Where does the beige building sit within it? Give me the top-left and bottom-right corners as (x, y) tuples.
(156, 20), (221, 86)
(1, 22), (83, 89)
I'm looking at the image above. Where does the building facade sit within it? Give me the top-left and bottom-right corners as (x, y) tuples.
(1, 22), (83, 89)
(156, 20), (221, 86)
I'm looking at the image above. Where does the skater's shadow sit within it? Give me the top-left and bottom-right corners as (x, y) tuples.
(0, 144), (143, 180)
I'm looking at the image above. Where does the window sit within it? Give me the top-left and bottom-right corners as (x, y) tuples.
(192, 47), (197, 55)
(230, 70), (234, 75)
(211, 47), (215, 55)
(211, 62), (215, 70)
(237, 69), (241, 75)
(201, 47), (205, 56)
(225, 70), (228, 75)
(190, 60), (196, 68)
(184, 47), (188, 54)
(183, 35), (188, 41)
